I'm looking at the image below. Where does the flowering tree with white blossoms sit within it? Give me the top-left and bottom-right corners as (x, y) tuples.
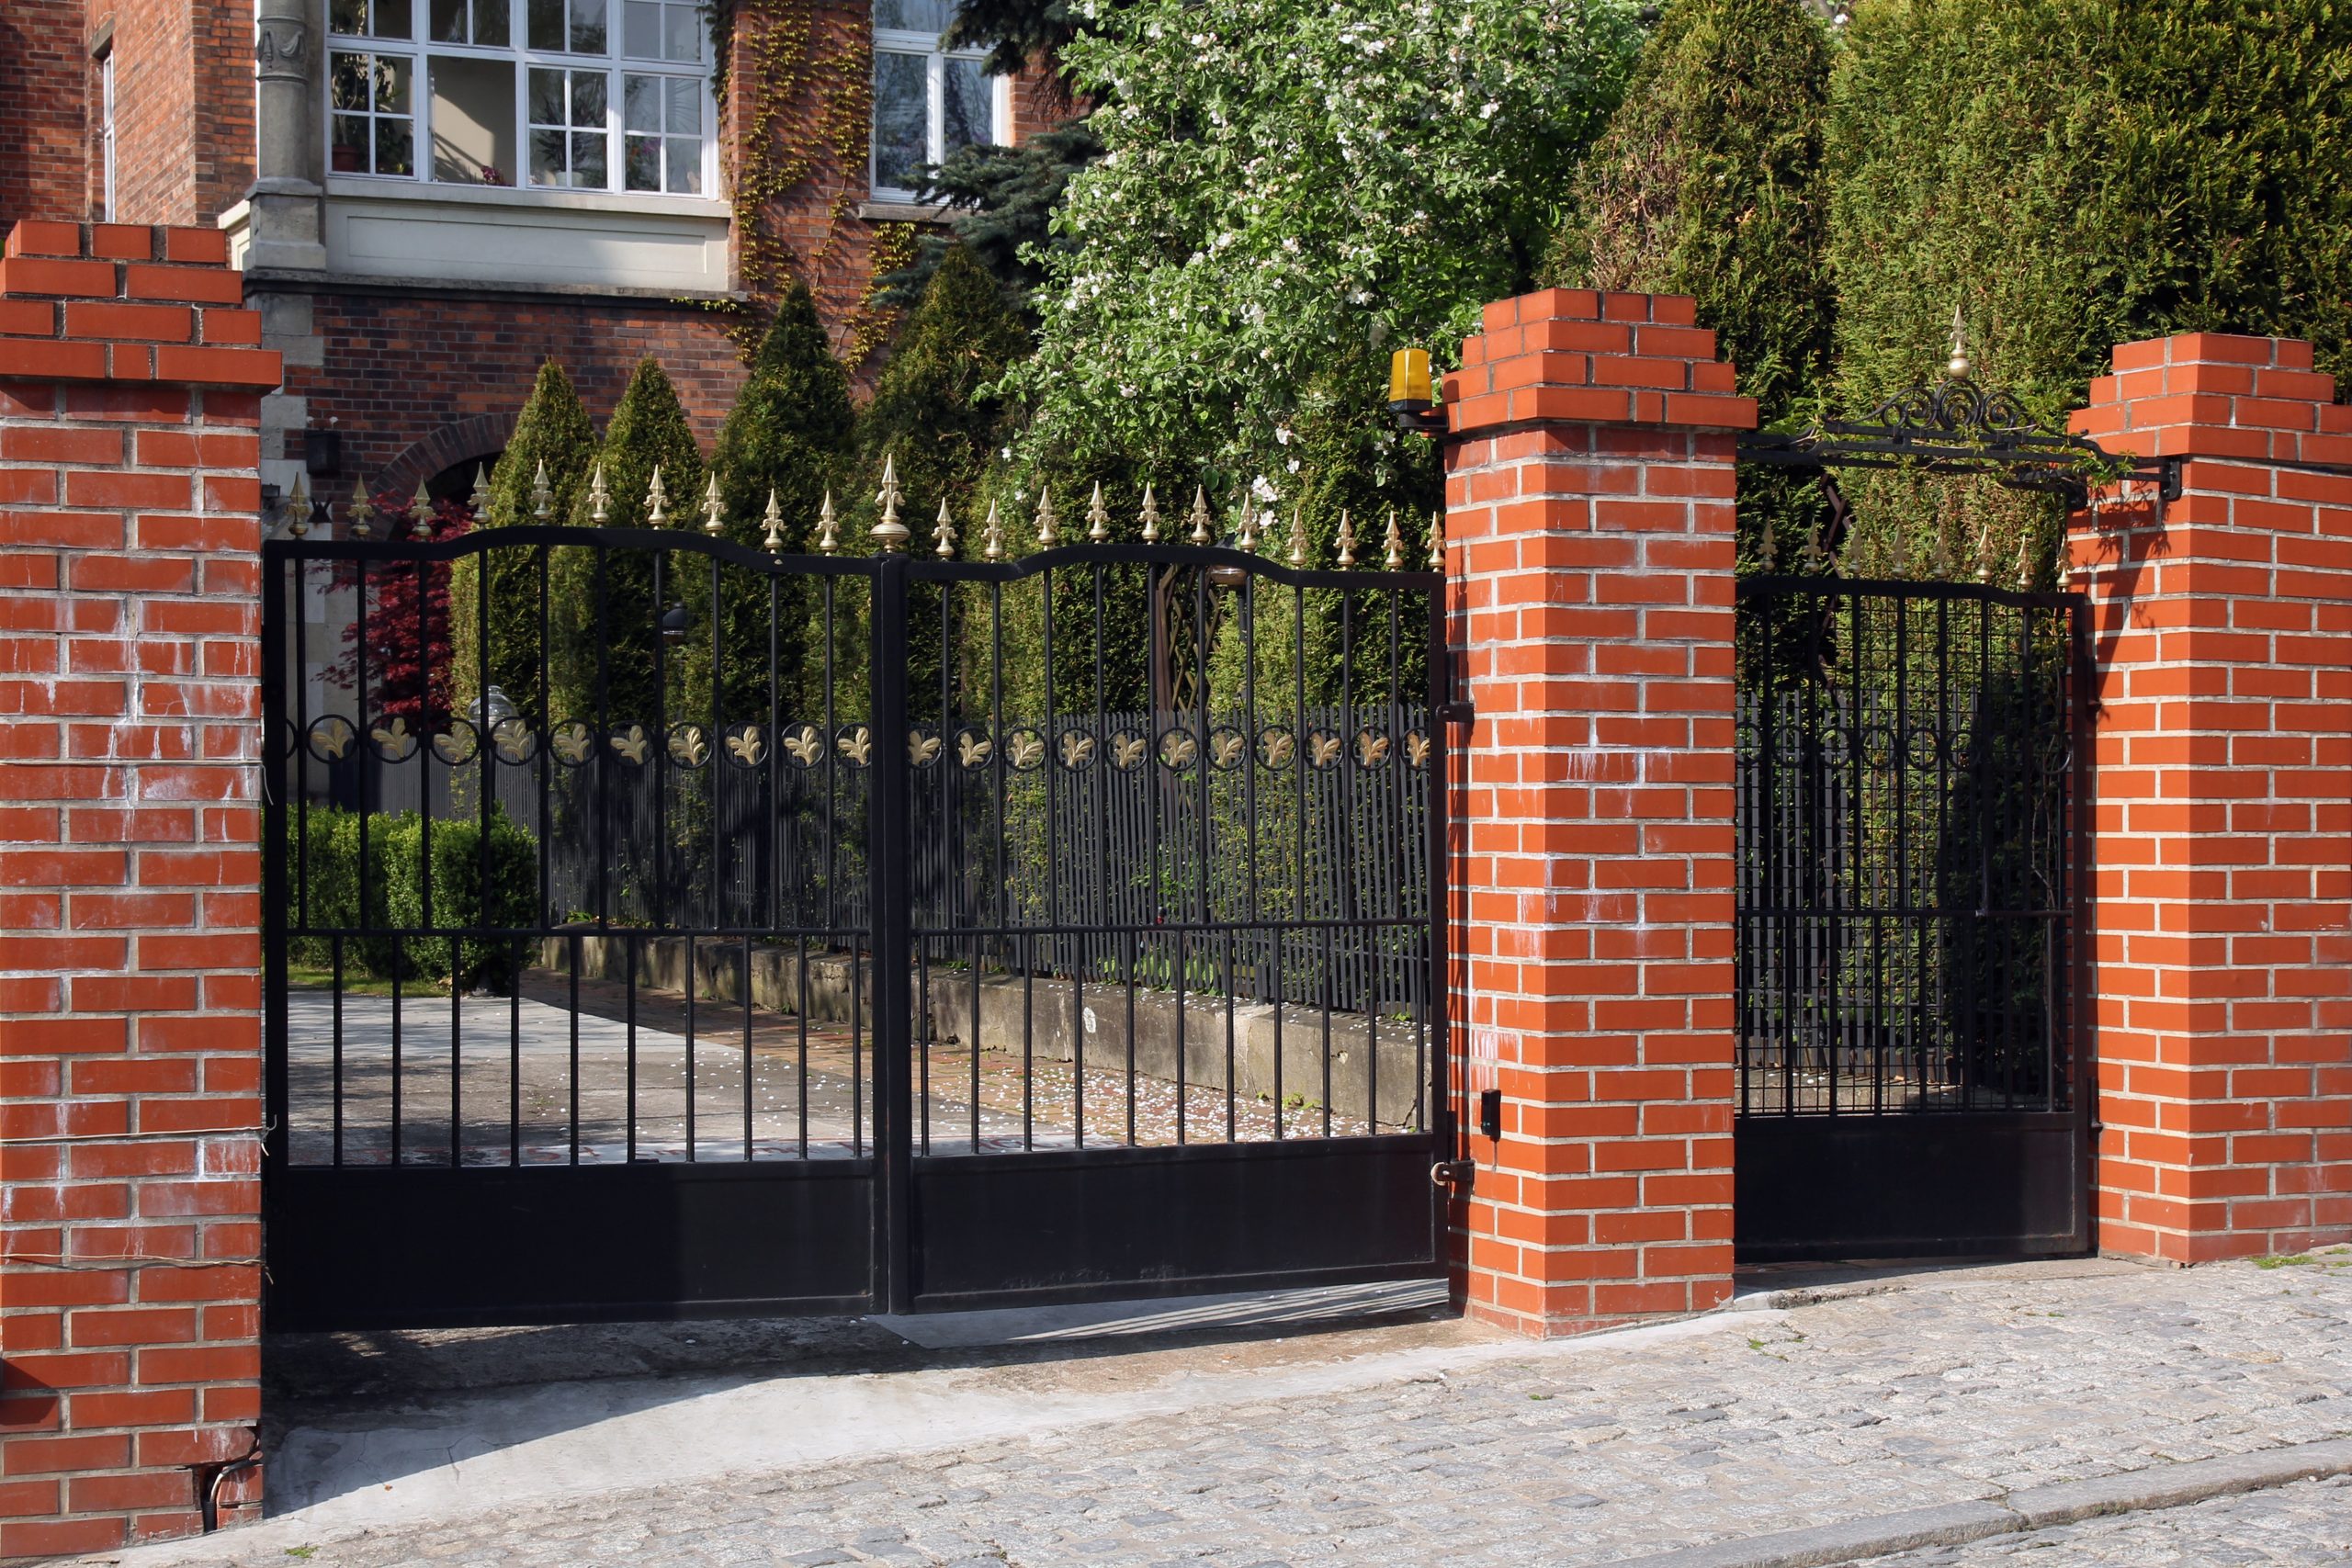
(1001, 0), (1639, 492)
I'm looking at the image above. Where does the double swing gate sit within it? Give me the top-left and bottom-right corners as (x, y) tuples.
(260, 511), (1449, 1329)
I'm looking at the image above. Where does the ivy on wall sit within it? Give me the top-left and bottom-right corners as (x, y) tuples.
(706, 0), (899, 369)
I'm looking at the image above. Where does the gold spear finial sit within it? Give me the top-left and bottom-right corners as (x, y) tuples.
(872, 457), (908, 553)
(409, 479), (432, 535)
(1889, 525), (1911, 578)
(467, 463), (490, 517)
(1382, 507), (1404, 570)
(1236, 500), (1261, 554)
(1138, 483), (1162, 543)
(762, 489), (786, 553)
(1085, 481), (1112, 543)
(1948, 305), (1971, 379)
(981, 500), (1006, 560)
(2053, 529), (2072, 590)
(1974, 521), (1994, 584)
(933, 497), (956, 559)
(1034, 486), (1060, 547)
(2015, 535), (2036, 591)
(1187, 486), (1214, 546)
(284, 472), (311, 537)
(1335, 509), (1357, 569)
(347, 475), (374, 539)
(1933, 514), (1955, 578)
(702, 473), (727, 537)
(1802, 519), (1826, 575)
(1759, 507), (1778, 572)
(1429, 510), (1445, 571)
(1287, 503), (1308, 568)
(530, 459), (553, 521)
(645, 466), (670, 526)
(816, 489), (841, 554)
(587, 460), (609, 524)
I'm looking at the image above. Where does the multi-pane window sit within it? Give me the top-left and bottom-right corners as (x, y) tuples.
(871, 0), (998, 198)
(98, 50), (117, 220)
(327, 0), (709, 196)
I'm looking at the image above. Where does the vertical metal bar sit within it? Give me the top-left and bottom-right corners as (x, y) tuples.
(626, 931), (639, 1162)
(261, 542), (291, 1180)
(1426, 568), (1451, 1192)
(685, 932), (697, 1161)
(869, 553), (913, 1313)
(569, 929), (581, 1165)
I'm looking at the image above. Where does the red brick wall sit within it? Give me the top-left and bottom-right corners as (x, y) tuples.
(0, 219), (278, 1557)
(1442, 289), (1755, 1337)
(282, 291), (749, 491)
(0, 0), (90, 232)
(189, 0), (256, 224)
(2068, 333), (2352, 1265)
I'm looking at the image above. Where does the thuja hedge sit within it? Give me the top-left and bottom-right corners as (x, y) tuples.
(287, 805), (537, 993)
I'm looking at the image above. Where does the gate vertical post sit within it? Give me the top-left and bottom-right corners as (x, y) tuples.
(867, 551), (914, 1313)
(1442, 288), (1754, 1337)
(2066, 333), (2352, 1264)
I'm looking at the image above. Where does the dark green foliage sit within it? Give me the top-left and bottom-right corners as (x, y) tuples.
(2103, 0), (2352, 390)
(872, 118), (1104, 321)
(1550, 0), (1834, 424)
(688, 282), (856, 721)
(287, 805), (537, 992)
(549, 358), (706, 726)
(943, 0), (1100, 78)
(454, 361), (598, 722)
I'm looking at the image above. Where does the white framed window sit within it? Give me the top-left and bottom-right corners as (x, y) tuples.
(97, 49), (117, 220)
(325, 0), (712, 197)
(871, 0), (1000, 200)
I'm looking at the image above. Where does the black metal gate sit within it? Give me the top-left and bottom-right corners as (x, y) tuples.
(259, 502), (1448, 1328)
(1732, 571), (2090, 1260)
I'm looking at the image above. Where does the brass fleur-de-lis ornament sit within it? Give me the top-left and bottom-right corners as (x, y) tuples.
(587, 460), (610, 523)
(1187, 486), (1214, 546)
(1287, 504), (1308, 568)
(702, 472), (727, 537)
(1034, 486), (1059, 547)
(2015, 536), (2036, 591)
(1889, 527), (1911, 578)
(2053, 531), (2073, 591)
(981, 501), (1006, 561)
(347, 475), (373, 539)
(1382, 508), (1404, 570)
(530, 459), (553, 521)
(283, 472), (311, 537)
(409, 479), (432, 536)
(933, 497), (956, 559)
(1138, 483), (1162, 543)
(1335, 509), (1357, 569)
(1948, 305), (1971, 379)
(873, 456), (908, 552)
(762, 489), (786, 553)
(1932, 514), (1955, 578)
(1974, 521), (1994, 584)
(1235, 502), (1261, 554)
(1085, 482), (1112, 543)
(1802, 519), (1826, 574)
(468, 463), (491, 516)
(1428, 510), (1445, 571)
(816, 489), (841, 554)
(645, 465), (669, 525)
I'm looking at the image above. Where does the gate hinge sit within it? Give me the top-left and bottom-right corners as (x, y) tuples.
(1430, 1159), (1475, 1191)
(1438, 699), (1475, 726)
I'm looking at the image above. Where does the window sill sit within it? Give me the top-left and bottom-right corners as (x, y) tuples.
(324, 174), (728, 220)
(857, 198), (957, 225)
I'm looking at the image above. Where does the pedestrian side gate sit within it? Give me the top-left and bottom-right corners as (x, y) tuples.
(260, 511), (1449, 1328)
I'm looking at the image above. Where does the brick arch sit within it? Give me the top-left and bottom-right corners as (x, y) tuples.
(374, 412), (516, 502)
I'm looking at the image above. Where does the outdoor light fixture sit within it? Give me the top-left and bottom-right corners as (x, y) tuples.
(1386, 346), (1446, 435)
(659, 603), (691, 645)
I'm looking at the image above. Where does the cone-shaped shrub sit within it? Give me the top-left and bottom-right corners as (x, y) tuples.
(451, 360), (597, 722)
(681, 283), (855, 724)
(548, 356), (705, 727)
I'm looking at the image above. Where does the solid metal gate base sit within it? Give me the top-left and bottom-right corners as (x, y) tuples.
(1732, 1114), (2089, 1265)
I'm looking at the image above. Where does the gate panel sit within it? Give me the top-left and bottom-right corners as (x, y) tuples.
(1733, 574), (2090, 1261)
(895, 542), (1449, 1309)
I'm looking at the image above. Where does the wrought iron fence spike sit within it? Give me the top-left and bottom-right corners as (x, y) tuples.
(586, 460), (608, 524)
(1382, 508), (1404, 570)
(1034, 485), (1059, 548)
(1428, 510), (1444, 572)
(409, 479), (432, 534)
(934, 497), (956, 558)
(284, 472), (310, 537)
(2015, 536), (2036, 591)
(530, 458), (552, 521)
(1288, 504), (1308, 568)
(982, 500), (1005, 560)
(1137, 482), (1161, 543)
(761, 489), (786, 553)
(467, 463), (490, 517)
(347, 474), (373, 539)
(1335, 509), (1357, 569)
(1187, 485), (1214, 546)
(1085, 481), (1111, 542)
(702, 472), (727, 537)
(645, 465), (669, 525)
(1975, 521), (1994, 583)
(2053, 530), (2072, 590)
(816, 489), (840, 555)
(873, 456), (909, 553)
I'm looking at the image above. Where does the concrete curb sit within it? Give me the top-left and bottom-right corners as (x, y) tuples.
(1608, 1438), (2352, 1568)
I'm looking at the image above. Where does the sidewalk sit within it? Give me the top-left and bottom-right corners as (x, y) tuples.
(64, 1252), (2352, 1567)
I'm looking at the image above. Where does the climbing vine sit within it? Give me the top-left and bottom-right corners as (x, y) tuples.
(846, 221), (921, 367)
(706, 0), (884, 363)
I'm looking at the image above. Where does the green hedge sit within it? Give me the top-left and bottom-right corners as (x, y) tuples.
(287, 805), (538, 993)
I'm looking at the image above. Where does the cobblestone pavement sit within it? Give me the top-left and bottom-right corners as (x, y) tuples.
(85, 1254), (2352, 1568)
(1864, 1473), (2352, 1564)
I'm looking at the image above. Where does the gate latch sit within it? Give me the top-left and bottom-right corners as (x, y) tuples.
(1430, 1159), (1475, 1191)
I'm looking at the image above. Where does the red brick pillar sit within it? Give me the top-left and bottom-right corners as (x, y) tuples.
(1442, 288), (1755, 1336)
(2069, 333), (2352, 1265)
(0, 220), (280, 1555)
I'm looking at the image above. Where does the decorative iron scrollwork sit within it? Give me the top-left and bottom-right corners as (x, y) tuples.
(1355, 729), (1393, 770)
(307, 715), (356, 762)
(1051, 729), (1091, 771)
(431, 720), (479, 766)
(1306, 729), (1344, 771)
(1158, 728), (1199, 772)
(1001, 728), (1045, 770)
(1259, 727), (1295, 771)
(608, 725), (650, 765)
(836, 726), (873, 767)
(1207, 727), (1247, 772)
(908, 728), (943, 768)
(1108, 731), (1148, 772)
(955, 728), (994, 769)
(1404, 730), (1431, 770)
(724, 724), (766, 768)
(668, 724), (710, 769)
(781, 724), (825, 768)
(491, 716), (536, 764)
(369, 715), (417, 761)
(550, 722), (594, 766)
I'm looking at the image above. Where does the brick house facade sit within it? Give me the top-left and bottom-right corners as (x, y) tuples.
(0, 0), (1062, 502)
